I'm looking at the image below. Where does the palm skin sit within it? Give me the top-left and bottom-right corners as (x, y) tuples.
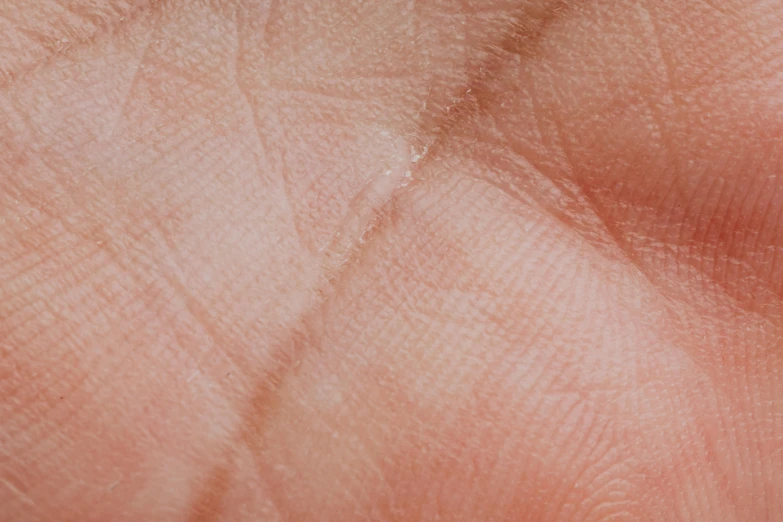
(1, 0), (782, 520)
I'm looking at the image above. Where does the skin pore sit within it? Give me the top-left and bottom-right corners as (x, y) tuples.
(1, 0), (782, 520)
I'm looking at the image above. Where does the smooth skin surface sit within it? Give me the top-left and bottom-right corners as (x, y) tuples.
(1, 0), (782, 520)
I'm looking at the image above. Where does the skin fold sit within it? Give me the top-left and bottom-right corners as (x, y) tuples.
(1, 0), (782, 520)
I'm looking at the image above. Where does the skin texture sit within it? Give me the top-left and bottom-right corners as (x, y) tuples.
(1, 0), (783, 520)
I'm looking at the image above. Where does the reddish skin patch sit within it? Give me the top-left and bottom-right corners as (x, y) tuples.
(1, 1), (782, 521)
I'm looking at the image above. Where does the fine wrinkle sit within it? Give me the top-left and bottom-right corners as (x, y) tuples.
(0, 0), (166, 89)
(414, 0), (571, 166)
(2, 4), (591, 521)
(317, 0), (575, 285)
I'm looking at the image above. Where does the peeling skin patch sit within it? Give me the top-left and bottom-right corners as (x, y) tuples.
(320, 129), (417, 276)
(410, 144), (430, 164)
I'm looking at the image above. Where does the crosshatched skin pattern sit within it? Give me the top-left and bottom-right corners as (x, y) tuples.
(1, 0), (783, 521)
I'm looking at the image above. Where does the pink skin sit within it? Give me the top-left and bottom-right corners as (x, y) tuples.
(1, 1), (782, 521)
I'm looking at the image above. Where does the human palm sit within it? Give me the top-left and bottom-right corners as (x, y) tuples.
(1, 1), (782, 521)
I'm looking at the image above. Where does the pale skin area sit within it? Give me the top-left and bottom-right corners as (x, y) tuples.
(1, 0), (783, 520)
